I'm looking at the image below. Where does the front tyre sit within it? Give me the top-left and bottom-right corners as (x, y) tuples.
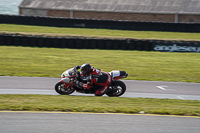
(55, 82), (75, 95)
(106, 80), (126, 97)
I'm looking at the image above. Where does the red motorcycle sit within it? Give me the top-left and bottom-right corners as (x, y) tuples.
(55, 67), (128, 97)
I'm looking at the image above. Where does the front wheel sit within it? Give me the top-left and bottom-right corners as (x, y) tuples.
(106, 80), (126, 97)
(55, 82), (75, 95)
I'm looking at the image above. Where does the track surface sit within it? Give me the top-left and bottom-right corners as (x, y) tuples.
(0, 112), (200, 133)
(1, 77), (200, 133)
(0, 76), (200, 100)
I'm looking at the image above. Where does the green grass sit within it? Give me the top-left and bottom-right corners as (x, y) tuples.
(0, 24), (199, 116)
(0, 24), (200, 41)
(0, 94), (199, 116)
(0, 46), (200, 83)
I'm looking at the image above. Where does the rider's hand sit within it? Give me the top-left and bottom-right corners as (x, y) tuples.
(75, 65), (80, 70)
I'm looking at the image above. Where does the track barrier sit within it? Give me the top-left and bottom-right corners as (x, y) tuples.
(0, 34), (200, 52)
(0, 14), (200, 32)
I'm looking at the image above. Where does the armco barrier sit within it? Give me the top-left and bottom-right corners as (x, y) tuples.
(0, 14), (200, 32)
(0, 34), (200, 52)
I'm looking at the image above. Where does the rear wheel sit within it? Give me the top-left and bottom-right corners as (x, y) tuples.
(55, 82), (75, 95)
(106, 80), (126, 97)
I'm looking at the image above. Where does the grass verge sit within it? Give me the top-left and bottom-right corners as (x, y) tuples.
(0, 24), (200, 41)
(0, 46), (200, 83)
(0, 94), (199, 116)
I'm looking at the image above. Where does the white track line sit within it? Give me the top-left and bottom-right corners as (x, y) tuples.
(177, 96), (185, 100)
(156, 86), (167, 90)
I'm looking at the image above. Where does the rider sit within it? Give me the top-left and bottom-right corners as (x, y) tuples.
(74, 63), (111, 96)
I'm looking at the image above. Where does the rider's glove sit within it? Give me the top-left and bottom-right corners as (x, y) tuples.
(75, 65), (80, 70)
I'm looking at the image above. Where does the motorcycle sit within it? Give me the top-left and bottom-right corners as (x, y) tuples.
(55, 67), (128, 97)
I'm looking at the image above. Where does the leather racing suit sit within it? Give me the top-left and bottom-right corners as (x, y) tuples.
(77, 67), (111, 96)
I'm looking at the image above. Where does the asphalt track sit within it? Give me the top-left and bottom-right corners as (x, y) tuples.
(0, 76), (200, 100)
(0, 77), (200, 133)
(0, 111), (200, 133)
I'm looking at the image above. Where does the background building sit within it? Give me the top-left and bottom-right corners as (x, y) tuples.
(19, 0), (200, 23)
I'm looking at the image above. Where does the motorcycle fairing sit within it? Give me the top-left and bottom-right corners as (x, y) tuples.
(109, 70), (128, 81)
(61, 78), (70, 83)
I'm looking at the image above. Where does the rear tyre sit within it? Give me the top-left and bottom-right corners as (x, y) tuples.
(55, 82), (75, 95)
(106, 80), (126, 97)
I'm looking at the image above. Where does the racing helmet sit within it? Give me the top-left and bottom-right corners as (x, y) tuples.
(80, 63), (92, 76)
